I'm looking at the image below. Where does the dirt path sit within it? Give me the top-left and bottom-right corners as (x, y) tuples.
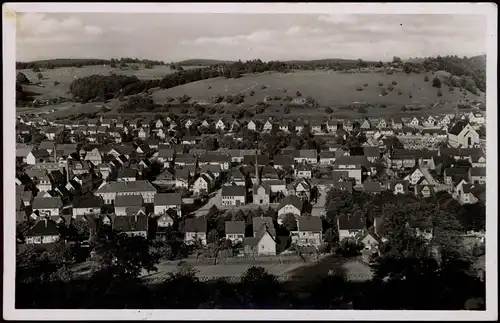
(228, 81), (259, 96)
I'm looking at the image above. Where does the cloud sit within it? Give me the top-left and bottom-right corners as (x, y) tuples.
(285, 25), (324, 36)
(318, 14), (358, 25)
(84, 25), (103, 35)
(182, 29), (275, 46)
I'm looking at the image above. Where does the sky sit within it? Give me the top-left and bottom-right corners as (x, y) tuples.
(16, 13), (487, 62)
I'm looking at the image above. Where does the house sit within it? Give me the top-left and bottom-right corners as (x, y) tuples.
(199, 164), (222, 179)
(25, 218), (61, 244)
(138, 127), (149, 140)
(337, 214), (366, 241)
(84, 148), (102, 166)
(361, 181), (385, 194)
(16, 145), (33, 163)
(114, 194), (144, 216)
(295, 164), (313, 179)
(386, 180), (410, 195)
(32, 196), (63, 217)
(377, 118), (388, 129)
(243, 225), (276, 256)
(319, 151), (336, 165)
(415, 183), (435, 198)
(359, 229), (383, 252)
(225, 221), (245, 243)
(294, 150), (318, 164)
(200, 120), (210, 129)
(468, 112), (485, 125)
(279, 120), (290, 133)
(408, 117), (420, 128)
(112, 212), (148, 238)
(215, 119), (226, 131)
(198, 153), (231, 171)
(260, 165), (279, 181)
(469, 167), (486, 184)
(273, 154), (294, 170)
(360, 119), (371, 129)
(391, 117), (404, 129)
(26, 149), (51, 165)
(184, 217), (207, 245)
(192, 174), (213, 195)
(117, 168), (138, 182)
(291, 216), (323, 247)
(229, 119), (240, 132)
(184, 119), (193, 129)
(157, 148), (175, 164)
(310, 120), (323, 133)
(363, 147), (380, 162)
(404, 166), (438, 186)
(221, 186), (247, 206)
(175, 154), (197, 167)
(155, 119), (164, 129)
(423, 116), (437, 128)
(295, 120), (306, 133)
(247, 120), (258, 131)
(326, 119), (338, 133)
(448, 121), (480, 148)
(25, 169), (53, 192)
(471, 154), (486, 168)
(263, 120), (274, 132)
(277, 195), (303, 224)
(264, 179), (287, 195)
(157, 213), (174, 228)
(227, 149), (261, 163)
(243, 154), (270, 167)
(154, 193), (182, 217)
(95, 180), (157, 204)
(72, 196), (102, 217)
(253, 184), (270, 206)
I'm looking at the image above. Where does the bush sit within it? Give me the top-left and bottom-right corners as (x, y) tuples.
(249, 90), (255, 96)
(432, 77), (442, 88)
(378, 81), (383, 86)
(398, 90), (402, 95)
(380, 88), (388, 96)
(165, 96), (174, 103)
(401, 106), (407, 111)
(261, 85), (267, 90)
(296, 91), (302, 97)
(392, 80), (397, 85)
(437, 90), (443, 97)
(284, 107), (291, 114)
(283, 88), (287, 93)
(356, 86), (363, 91)
(363, 83), (368, 87)
(54, 81), (60, 86)
(424, 75), (429, 82)
(387, 85), (394, 91)
(358, 106), (367, 114)
(31, 67), (41, 73)
(325, 107), (333, 113)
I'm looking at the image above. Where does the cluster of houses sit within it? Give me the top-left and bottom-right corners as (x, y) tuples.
(15, 109), (486, 256)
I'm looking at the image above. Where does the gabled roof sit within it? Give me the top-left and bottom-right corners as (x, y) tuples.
(363, 146), (380, 158)
(200, 164), (222, 174)
(448, 120), (470, 136)
(273, 154), (294, 166)
(243, 154), (270, 166)
(338, 214), (365, 230)
(225, 221), (245, 234)
(277, 194), (303, 212)
(221, 185), (246, 197)
(95, 180), (156, 194)
(154, 193), (182, 206)
(297, 216), (322, 232)
(112, 214), (148, 232)
(115, 194), (143, 207)
(335, 155), (370, 168)
(73, 196), (103, 209)
(296, 150), (317, 159)
(27, 219), (60, 237)
(117, 168), (138, 178)
(184, 217), (207, 233)
(252, 216), (276, 237)
(362, 181), (385, 193)
(470, 167), (486, 177)
(199, 153), (231, 163)
(387, 180), (410, 192)
(32, 196), (63, 209)
(333, 181), (353, 193)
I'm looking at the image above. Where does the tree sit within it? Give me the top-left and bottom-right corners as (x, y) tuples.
(230, 69), (242, 79)
(296, 90), (302, 97)
(432, 77), (442, 88)
(325, 107), (333, 114)
(16, 72), (30, 84)
(240, 266), (281, 307)
(207, 229), (220, 245)
(281, 213), (298, 232)
(424, 75), (429, 82)
(37, 73), (44, 80)
(31, 66), (41, 73)
(91, 233), (160, 280)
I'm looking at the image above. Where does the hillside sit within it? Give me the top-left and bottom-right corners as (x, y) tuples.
(176, 59), (235, 66)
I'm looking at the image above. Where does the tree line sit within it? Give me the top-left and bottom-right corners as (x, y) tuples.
(16, 58), (165, 70)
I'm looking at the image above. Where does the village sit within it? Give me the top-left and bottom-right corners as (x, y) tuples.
(14, 106), (487, 269)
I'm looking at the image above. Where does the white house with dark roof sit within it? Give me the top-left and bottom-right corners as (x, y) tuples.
(114, 194), (144, 216)
(337, 214), (366, 241)
(184, 217), (207, 245)
(192, 174), (213, 195)
(154, 193), (182, 217)
(469, 167), (486, 184)
(32, 196), (63, 217)
(277, 195), (303, 224)
(225, 220), (245, 243)
(291, 216), (323, 247)
(25, 218), (61, 244)
(447, 120), (480, 148)
(221, 186), (247, 206)
(247, 120), (257, 131)
(294, 149), (318, 164)
(243, 225), (276, 256)
(94, 180), (157, 204)
(295, 163), (313, 179)
(112, 212), (148, 238)
(386, 180), (410, 195)
(253, 184), (270, 206)
(72, 196), (103, 217)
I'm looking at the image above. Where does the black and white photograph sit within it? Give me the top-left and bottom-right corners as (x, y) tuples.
(3, 3), (497, 320)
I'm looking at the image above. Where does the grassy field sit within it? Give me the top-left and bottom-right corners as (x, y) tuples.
(151, 70), (483, 109)
(18, 64), (204, 101)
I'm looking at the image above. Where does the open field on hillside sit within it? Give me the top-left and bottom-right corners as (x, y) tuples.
(152, 70), (483, 107)
(17, 64), (204, 101)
